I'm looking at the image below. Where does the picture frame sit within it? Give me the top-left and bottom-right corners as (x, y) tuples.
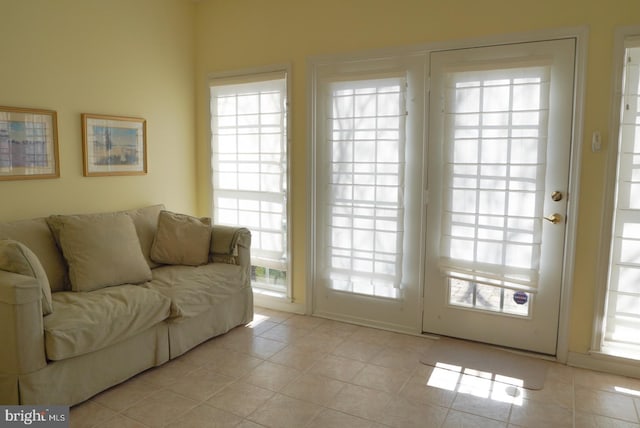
(0, 106), (59, 181)
(81, 113), (147, 177)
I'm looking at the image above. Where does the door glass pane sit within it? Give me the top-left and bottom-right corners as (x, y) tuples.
(448, 278), (531, 317)
(442, 66), (550, 314)
(325, 78), (406, 299)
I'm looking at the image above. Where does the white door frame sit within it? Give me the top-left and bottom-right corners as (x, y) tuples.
(424, 38), (577, 355)
(306, 26), (588, 362)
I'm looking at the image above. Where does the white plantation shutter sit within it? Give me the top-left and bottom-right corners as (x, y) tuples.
(440, 65), (551, 294)
(210, 72), (288, 272)
(325, 77), (406, 298)
(605, 43), (640, 351)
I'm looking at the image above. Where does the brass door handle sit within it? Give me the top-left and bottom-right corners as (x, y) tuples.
(544, 213), (562, 224)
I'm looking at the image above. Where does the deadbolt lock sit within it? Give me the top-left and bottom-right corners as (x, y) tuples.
(551, 191), (563, 202)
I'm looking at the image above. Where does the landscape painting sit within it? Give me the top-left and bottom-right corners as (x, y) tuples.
(82, 114), (147, 176)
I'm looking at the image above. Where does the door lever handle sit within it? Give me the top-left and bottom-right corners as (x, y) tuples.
(544, 213), (562, 224)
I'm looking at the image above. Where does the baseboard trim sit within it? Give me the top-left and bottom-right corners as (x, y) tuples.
(567, 351), (640, 379)
(312, 309), (419, 336)
(253, 293), (306, 314)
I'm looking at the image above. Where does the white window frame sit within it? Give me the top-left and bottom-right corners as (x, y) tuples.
(593, 28), (640, 360)
(208, 65), (292, 302)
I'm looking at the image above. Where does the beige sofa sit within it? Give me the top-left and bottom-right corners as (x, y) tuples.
(0, 205), (253, 405)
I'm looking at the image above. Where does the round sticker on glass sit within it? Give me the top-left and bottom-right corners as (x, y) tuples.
(513, 291), (528, 305)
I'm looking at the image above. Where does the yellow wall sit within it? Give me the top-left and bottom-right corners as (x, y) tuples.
(0, 0), (197, 221)
(3, 0), (639, 357)
(194, 0), (640, 355)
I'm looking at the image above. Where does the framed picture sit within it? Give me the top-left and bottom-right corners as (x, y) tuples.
(0, 106), (59, 181)
(82, 113), (147, 177)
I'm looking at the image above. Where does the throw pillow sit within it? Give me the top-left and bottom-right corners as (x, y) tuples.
(0, 239), (53, 315)
(150, 210), (212, 266)
(47, 213), (152, 292)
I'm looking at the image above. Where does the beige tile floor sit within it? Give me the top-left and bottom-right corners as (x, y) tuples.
(70, 307), (640, 428)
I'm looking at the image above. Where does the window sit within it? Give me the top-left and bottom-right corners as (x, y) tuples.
(440, 65), (551, 317)
(601, 39), (640, 357)
(324, 77), (406, 298)
(209, 70), (289, 297)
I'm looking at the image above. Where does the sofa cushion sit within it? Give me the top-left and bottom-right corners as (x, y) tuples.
(0, 217), (67, 292)
(0, 239), (53, 315)
(44, 285), (171, 360)
(123, 204), (165, 269)
(145, 263), (246, 319)
(150, 211), (211, 266)
(47, 213), (152, 292)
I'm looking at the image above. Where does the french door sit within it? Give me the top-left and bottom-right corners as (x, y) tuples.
(422, 39), (576, 355)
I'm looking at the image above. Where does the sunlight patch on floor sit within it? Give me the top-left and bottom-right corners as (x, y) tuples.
(428, 362), (524, 405)
(247, 313), (270, 328)
(614, 386), (640, 397)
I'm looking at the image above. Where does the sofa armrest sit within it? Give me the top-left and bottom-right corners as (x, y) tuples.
(210, 226), (251, 289)
(0, 270), (47, 375)
(234, 227), (251, 268)
(210, 226), (251, 263)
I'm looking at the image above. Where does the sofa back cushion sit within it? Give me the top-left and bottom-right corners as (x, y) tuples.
(123, 204), (165, 269)
(0, 239), (54, 315)
(47, 212), (152, 292)
(0, 217), (67, 292)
